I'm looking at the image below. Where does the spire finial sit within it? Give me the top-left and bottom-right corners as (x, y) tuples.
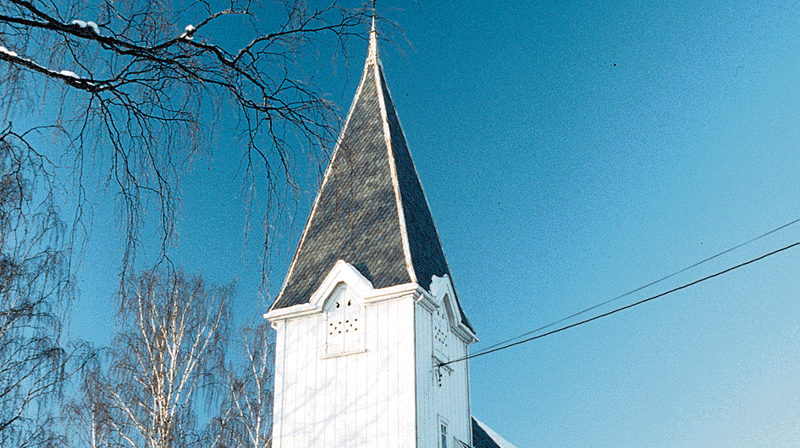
(370, 0), (377, 37)
(366, 2), (379, 65)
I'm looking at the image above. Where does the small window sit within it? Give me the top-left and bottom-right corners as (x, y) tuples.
(436, 415), (455, 448)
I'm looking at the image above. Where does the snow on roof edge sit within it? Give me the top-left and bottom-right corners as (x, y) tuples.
(472, 416), (520, 448)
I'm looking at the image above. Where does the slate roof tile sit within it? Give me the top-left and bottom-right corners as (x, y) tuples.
(472, 417), (504, 448)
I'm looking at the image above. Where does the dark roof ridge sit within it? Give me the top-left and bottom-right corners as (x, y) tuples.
(372, 48), (474, 331)
(372, 53), (418, 284)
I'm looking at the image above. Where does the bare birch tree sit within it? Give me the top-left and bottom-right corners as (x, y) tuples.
(0, 126), (71, 447)
(208, 322), (275, 448)
(63, 355), (114, 448)
(66, 269), (233, 448)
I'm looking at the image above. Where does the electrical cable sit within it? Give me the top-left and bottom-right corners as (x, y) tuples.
(440, 240), (799, 367)
(467, 218), (800, 358)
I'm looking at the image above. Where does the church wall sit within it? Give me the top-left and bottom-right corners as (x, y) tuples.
(415, 300), (471, 448)
(271, 293), (417, 448)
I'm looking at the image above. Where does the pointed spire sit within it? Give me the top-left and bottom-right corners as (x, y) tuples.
(366, 14), (380, 66)
(269, 12), (473, 332)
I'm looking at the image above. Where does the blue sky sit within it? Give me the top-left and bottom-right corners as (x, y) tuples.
(70, 1), (800, 447)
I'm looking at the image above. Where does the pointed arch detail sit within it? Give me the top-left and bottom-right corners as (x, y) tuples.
(430, 275), (478, 344)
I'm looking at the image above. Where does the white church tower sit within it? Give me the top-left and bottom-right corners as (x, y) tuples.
(265, 21), (485, 448)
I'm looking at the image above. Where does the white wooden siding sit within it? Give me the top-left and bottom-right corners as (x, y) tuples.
(272, 293), (417, 448)
(415, 298), (471, 448)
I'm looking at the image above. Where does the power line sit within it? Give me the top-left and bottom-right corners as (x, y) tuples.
(467, 218), (800, 359)
(440, 240), (799, 367)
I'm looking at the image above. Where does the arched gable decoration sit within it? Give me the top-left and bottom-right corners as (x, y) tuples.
(311, 260), (372, 357)
(430, 275), (478, 344)
(265, 260), (374, 322)
(309, 260), (374, 311)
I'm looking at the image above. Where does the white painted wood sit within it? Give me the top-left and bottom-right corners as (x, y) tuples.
(430, 274), (478, 344)
(272, 320), (285, 448)
(414, 300), (432, 447)
(366, 298), (378, 447)
(414, 275), (473, 448)
(268, 264), (475, 448)
(378, 297), (391, 445)
(269, 272), (425, 447)
(312, 315), (325, 445)
(398, 296), (417, 446)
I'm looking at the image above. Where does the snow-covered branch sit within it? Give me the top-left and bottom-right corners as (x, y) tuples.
(0, 0), (369, 283)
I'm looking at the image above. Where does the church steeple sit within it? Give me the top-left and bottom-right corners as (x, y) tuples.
(270, 19), (471, 331)
(266, 22), (479, 448)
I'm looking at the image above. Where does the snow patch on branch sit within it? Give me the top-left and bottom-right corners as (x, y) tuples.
(180, 24), (196, 40)
(71, 19), (100, 35)
(0, 46), (19, 58)
(0, 46), (33, 64)
(1, 45), (96, 87)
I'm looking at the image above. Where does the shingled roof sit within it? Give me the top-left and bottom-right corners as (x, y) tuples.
(471, 418), (500, 448)
(269, 23), (471, 331)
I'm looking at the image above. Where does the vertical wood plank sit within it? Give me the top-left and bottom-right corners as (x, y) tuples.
(313, 318), (325, 447)
(273, 322), (285, 448)
(398, 296), (415, 447)
(303, 317), (316, 447)
(377, 299), (390, 445)
(389, 299), (400, 446)
(322, 354), (334, 448)
(415, 302), (432, 448)
(367, 302), (379, 447)
(285, 318), (298, 447)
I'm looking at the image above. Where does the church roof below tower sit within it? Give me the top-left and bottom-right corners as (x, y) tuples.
(472, 417), (519, 448)
(269, 23), (472, 331)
